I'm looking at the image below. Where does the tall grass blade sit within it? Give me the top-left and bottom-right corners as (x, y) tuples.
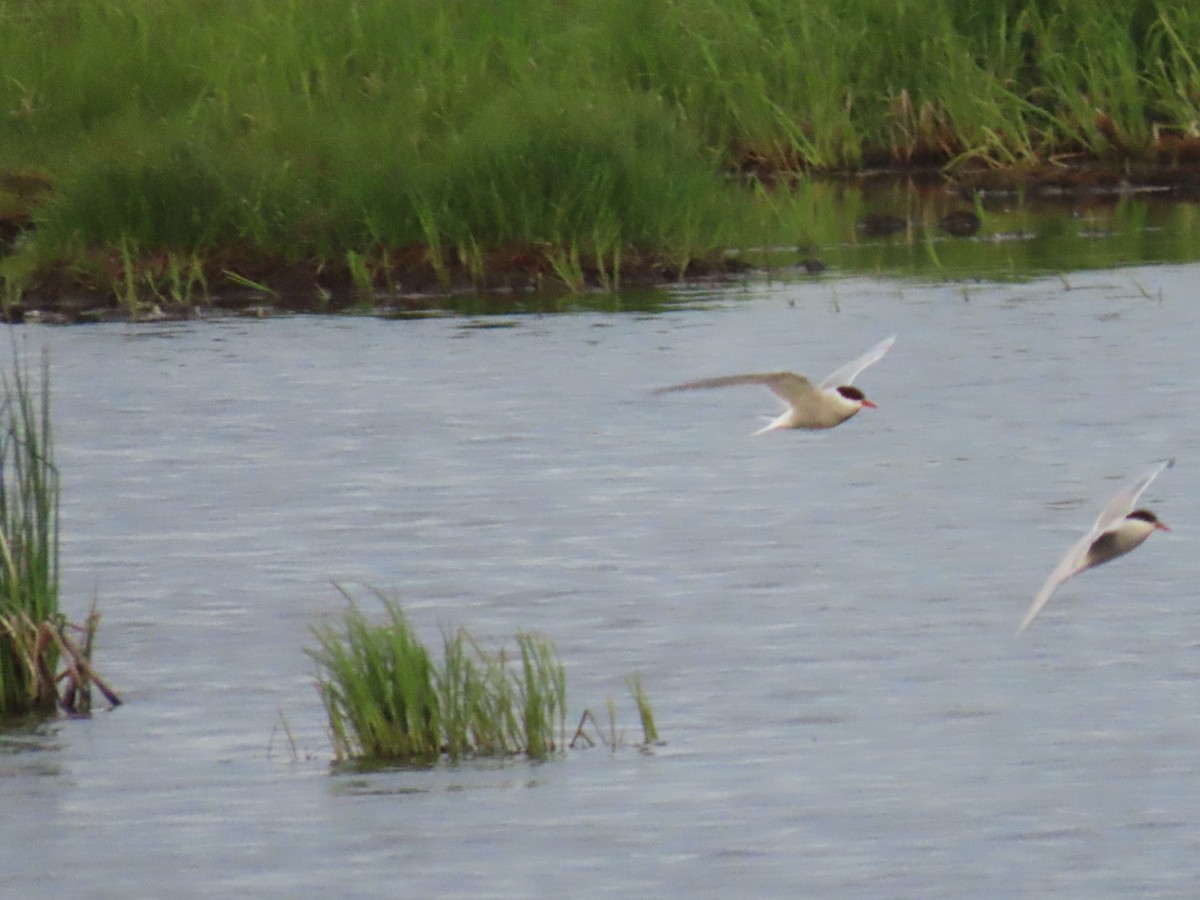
(627, 671), (659, 746)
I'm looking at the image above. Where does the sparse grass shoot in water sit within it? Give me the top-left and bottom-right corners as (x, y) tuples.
(627, 671), (659, 745)
(569, 674), (664, 753)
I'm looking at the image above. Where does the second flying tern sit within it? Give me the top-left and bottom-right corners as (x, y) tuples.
(1018, 459), (1173, 632)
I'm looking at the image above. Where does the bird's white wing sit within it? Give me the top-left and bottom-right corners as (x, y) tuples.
(759, 372), (818, 406)
(818, 335), (897, 390)
(653, 371), (814, 405)
(1017, 458), (1173, 633)
(1090, 458), (1173, 534)
(1018, 530), (1096, 632)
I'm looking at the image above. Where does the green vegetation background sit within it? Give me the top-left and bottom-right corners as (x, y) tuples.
(2, 0), (1200, 288)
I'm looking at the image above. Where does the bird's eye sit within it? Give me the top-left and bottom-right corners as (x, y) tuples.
(1127, 509), (1159, 524)
(837, 386), (866, 401)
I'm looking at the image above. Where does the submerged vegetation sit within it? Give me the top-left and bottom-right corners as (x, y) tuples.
(309, 587), (659, 765)
(3, 0), (1200, 311)
(0, 349), (118, 718)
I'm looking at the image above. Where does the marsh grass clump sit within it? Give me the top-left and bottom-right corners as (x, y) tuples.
(0, 349), (118, 719)
(0, 349), (61, 716)
(309, 587), (568, 764)
(309, 589), (441, 761)
(310, 588), (661, 765)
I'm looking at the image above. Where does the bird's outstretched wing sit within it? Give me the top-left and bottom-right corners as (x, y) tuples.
(818, 335), (897, 390)
(1090, 458), (1173, 534)
(653, 372), (815, 406)
(1018, 531), (1096, 633)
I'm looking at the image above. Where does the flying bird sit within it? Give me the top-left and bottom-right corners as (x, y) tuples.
(1018, 459), (1174, 632)
(653, 335), (896, 434)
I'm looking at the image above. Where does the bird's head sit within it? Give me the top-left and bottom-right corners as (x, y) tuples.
(836, 385), (876, 409)
(1128, 509), (1170, 532)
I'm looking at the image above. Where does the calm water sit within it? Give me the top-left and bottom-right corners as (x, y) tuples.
(2, 265), (1199, 898)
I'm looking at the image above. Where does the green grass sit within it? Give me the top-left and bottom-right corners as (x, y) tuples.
(309, 587), (571, 764)
(309, 587), (661, 765)
(0, 347), (118, 719)
(627, 672), (660, 746)
(566, 676), (664, 753)
(3, 0), (1200, 299)
(0, 348), (60, 715)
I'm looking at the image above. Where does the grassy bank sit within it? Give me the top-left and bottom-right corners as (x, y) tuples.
(2, 0), (1200, 311)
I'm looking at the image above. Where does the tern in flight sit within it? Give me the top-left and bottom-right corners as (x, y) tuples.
(653, 335), (896, 434)
(1019, 459), (1173, 632)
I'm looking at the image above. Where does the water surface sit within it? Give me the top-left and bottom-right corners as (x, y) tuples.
(2, 264), (1199, 898)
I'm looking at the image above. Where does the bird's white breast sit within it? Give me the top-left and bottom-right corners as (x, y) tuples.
(1083, 517), (1157, 571)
